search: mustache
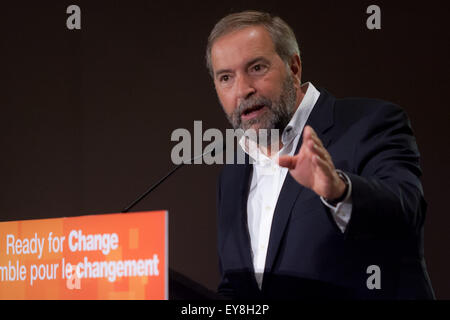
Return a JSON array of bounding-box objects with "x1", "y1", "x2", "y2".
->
[{"x1": 235, "y1": 96, "x2": 273, "y2": 118}]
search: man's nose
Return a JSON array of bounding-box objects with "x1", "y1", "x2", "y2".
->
[{"x1": 236, "y1": 74, "x2": 256, "y2": 101}]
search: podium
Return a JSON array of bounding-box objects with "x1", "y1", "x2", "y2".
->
[
  {"x1": 0, "y1": 211, "x2": 221, "y2": 300},
  {"x1": 0, "y1": 211, "x2": 173, "y2": 299},
  {"x1": 169, "y1": 268, "x2": 220, "y2": 300}
]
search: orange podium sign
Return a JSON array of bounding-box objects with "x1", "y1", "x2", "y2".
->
[{"x1": 0, "y1": 211, "x2": 168, "y2": 300}]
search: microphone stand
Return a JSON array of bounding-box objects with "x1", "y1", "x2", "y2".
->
[
  {"x1": 121, "y1": 163, "x2": 185, "y2": 213},
  {"x1": 121, "y1": 143, "x2": 222, "y2": 213}
]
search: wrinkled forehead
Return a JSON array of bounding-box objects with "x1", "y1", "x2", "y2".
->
[{"x1": 210, "y1": 26, "x2": 277, "y2": 74}]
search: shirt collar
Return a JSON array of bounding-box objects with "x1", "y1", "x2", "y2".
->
[{"x1": 281, "y1": 82, "x2": 319, "y2": 146}]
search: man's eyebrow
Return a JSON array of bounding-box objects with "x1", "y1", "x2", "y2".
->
[
  {"x1": 214, "y1": 56, "x2": 270, "y2": 79},
  {"x1": 245, "y1": 56, "x2": 270, "y2": 69}
]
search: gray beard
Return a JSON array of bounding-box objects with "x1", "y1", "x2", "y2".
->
[{"x1": 226, "y1": 73, "x2": 297, "y2": 136}]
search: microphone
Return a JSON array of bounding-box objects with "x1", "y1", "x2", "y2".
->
[{"x1": 121, "y1": 142, "x2": 224, "y2": 213}]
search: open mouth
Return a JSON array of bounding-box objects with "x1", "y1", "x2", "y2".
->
[{"x1": 241, "y1": 105, "x2": 266, "y2": 119}]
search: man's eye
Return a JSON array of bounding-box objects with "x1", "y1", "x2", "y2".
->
[
  {"x1": 220, "y1": 75, "x2": 230, "y2": 82},
  {"x1": 251, "y1": 64, "x2": 266, "y2": 73}
]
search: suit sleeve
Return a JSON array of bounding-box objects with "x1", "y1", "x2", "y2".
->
[{"x1": 343, "y1": 103, "x2": 427, "y2": 239}]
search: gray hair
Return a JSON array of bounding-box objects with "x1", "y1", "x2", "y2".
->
[{"x1": 205, "y1": 10, "x2": 300, "y2": 77}]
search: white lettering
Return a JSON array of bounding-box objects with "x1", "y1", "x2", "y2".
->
[
  {"x1": 5, "y1": 233, "x2": 45, "y2": 259},
  {"x1": 366, "y1": 264, "x2": 381, "y2": 289},
  {"x1": 66, "y1": 5, "x2": 81, "y2": 30},
  {"x1": 68, "y1": 230, "x2": 119, "y2": 255},
  {"x1": 366, "y1": 5, "x2": 381, "y2": 30}
]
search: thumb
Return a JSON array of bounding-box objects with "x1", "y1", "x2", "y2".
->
[{"x1": 278, "y1": 155, "x2": 297, "y2": 170}]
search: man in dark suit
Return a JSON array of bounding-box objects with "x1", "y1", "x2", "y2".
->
[{"x1": 207, "y1": 11, "x2": 435, "y2": 299}]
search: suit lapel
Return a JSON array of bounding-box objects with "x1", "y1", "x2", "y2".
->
[
  {"x1": 236, "y1": 157, "x2": 254, "y2": 272},
  {"x1": 223, "y1": 154, "x2": 261, "y2": 292},
  {"x1": 263, "y1": 88, "x2": 336, "y2": 276}
]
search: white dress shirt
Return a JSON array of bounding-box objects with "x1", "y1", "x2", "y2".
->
[{"x1": 239, "y1": 82, "x2": 352, "y2": 289}]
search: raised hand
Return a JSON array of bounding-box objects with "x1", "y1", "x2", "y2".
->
[{"x1": 278, "y1": 125, "x2": 346, "y2": 201}]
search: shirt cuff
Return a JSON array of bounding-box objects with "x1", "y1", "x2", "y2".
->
[{"x1": 320, "y1": 170, "x2": 353, "y2": 233}]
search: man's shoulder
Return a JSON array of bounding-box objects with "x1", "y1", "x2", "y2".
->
[
  {"x1": 314, "y1": 88, "x2": 407, "y2": 125},
  {"x1": 325, "y1": 91, "x2": 406, "y2": 125},
  {"x1": 333, "y1": 94, "x2": 403, "y2": 115},
  {"x1": 315, "y1": 89, "x2": 412, "y2": 142}
]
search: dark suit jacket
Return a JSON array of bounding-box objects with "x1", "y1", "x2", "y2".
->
[{"x1": 216, "y1": 88, "x2": 435, "y2": 300}]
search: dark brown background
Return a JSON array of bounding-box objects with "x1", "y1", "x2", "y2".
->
[{"x1": 1, "y1": 0, "x2": 449, "y2": 298}]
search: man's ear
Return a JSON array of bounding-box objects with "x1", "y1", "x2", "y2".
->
[{"x1": 289, "y1": 54, "x2": 302, "y2": 85}]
